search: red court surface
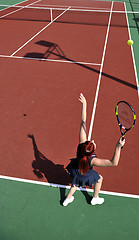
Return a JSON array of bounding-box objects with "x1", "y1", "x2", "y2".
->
[{"x1": 0, "y1": 0, "x2": 139, "y2": 196}]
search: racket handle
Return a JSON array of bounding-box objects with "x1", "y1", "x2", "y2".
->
[{"x1": 121, "y1": 136, "x2": 124, "y2": 149}]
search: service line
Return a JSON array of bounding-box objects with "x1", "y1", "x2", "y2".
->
[
  {"x1": 0, "y1": 54, "x2": 101, "y2": 66},
  {"x1": 10, "y1": 6, "x2": 71, "y2": 57}
]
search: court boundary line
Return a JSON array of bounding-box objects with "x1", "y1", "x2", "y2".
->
[
  {"x1": 0, "y1": 0, "x2": 29, "y2": 12},
  {"x1": 0, "y1": 0, "x2": 138, "y2": 200},
  {"x1": 1, "y1": 4, "x2": 139, "y2": 13},
  {"x1": 88, "y1": 1, "x2": 114, "y2": 141},
  {"x1": 0, "y1": 175, "x2": 139, "y2": 199},
  {"x1": 24, "y1": 0, "x2": 123, "y2": 7},
  {"x1": 0, "y1": 0, "x2": 42, "y2": 19},
  {"x1": 124, "y1": 2, "x2": 139, "y2": 96},
  {"x1": 0, "y1": 54, "x2": 101, "y2": 66},
  {"x1": 32, "y1": 4, "x2": 111, "y2": 11},
  {"x1": 10, "y1": 6, "x2": 71, "y2": 57}
]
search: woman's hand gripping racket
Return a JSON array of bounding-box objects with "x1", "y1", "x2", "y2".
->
[{"x1": 115, "y1": 101, "x2": 136, "y2": 147}]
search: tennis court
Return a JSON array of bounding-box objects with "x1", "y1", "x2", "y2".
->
[{"x1": 0, "y1": 0, "x2": 139, "y2": 239}]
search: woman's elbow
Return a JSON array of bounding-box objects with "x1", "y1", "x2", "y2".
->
[
  {"x1": 110, "y1": 160, "x2": 118, "y2": 167},
  {"x1": 113, "y1": 162, "x2": 118, "y2": 167}
]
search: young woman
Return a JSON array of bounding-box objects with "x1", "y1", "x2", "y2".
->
[{"x1": 63, "y1": 93, "x2": 125, "y2": 206}]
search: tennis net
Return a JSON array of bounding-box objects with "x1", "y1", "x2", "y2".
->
[{"x1": 0, "y1": 5, "x2": 139, "y2": 28}]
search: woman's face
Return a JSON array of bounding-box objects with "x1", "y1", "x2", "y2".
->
[{"x1": 91, "y1": 140, "x2": 96, "y2": 151}]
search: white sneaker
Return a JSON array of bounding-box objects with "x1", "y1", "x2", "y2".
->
[
  {"x1": 63, "y1": 196, "x2": 74, "y2": 207},
  {"x1": 91, "y1": 196, "x2": 104, "y2": 205}
]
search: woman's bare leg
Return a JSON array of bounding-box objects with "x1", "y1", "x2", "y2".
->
[
  {"x1": 67, "y1": 185, "x2": 77, "y2": 199},
  {"x1": 93, "y1": 175, "x2": 103, "y2": 198},
  {"x1": 63, "y1": 185, "x2": 77, "y2": 206},
  {"x1": 91, "y1": 175, "x2": 104, "y2": 205}
]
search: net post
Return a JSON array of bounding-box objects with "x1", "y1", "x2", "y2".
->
[{"x1": 50, "y1": 8, "x2": 53, "y2": 22}]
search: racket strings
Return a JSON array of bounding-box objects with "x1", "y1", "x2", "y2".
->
[{"x1": 118, "y1": 103, "x2": 134, "y2": 129}]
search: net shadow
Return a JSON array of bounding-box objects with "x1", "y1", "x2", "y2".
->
[
  {"x1": 24, "y1": 40, "x2": 138, "y2": 91},
  {"x1": 0, "y1": 6, "x2": 138, "y2": 29}
]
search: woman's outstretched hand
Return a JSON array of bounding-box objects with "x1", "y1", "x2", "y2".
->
[{"x1": 79, "y1": 93, "x2": 86, "y2": 105}]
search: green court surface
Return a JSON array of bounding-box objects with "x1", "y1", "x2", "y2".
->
[
  {"x1": 0, "y1": 0, "x2": 139, "y2": 239},
  {"x1": 0, "y1": 0, "x2": 21, "y2": 8},
  {"x1": 0, "y1": 0, "x2": 23, "y2": 4},
  {"x1": 0, "y1": 178, "x2": 139, "y2": 240}
]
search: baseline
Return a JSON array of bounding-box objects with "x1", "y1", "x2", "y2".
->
[{"x1": 0, "y1": 175, "x2": 139, "y2": 199}]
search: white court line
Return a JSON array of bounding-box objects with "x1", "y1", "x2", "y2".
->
[
  {"x1": 0, "y1": 175, "x2": 139, "y2": 199},
  {"x1": 0, "y1": 54, "x2": 101, "y2": 66},
  {"x1": 0, "y1": 1, "x2": 29, "y2": 12},
  {"x1": 15, "y1": 0, "x2": 29, "y2": 5},
  {"x1": 0, "y1": 0, "x2": 28, "y2": 8},
  {"x1": 0, "y1": 2, "x2": 138, "y2": 199},
  {"x1": 0, "y1": 0, "x2": 42, "y2": 19},
  {"x1": 0, "y1": 6, "x2": 12, "y2": 12},
  {"x1": 124, "y1": 2, "x2": 139, "y2": 97},
  {"x1": 0, "y1": 7, "x2": 25, "y2": 18},
  {"x1": 1, "y1": 4, "x2": 138, "y2": 13},
  {"x1": 31, "y1": 4, "x2": 111, "y2": 11},
  {"x1": 11, "y1": 6, "x2": 71, "y2": 57},
  {"x1": 88, "y1": 1, "x2": 114, "y2": 141}
]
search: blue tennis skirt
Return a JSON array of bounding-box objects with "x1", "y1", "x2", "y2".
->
[{"x1": 66, "y1": 160, "x2": 100, "y2": 188}]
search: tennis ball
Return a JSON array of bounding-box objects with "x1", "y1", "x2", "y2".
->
[{"x1": 127, "y1": 40, "x2": 134, "y2": 45}]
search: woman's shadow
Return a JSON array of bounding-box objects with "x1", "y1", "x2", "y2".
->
[
  {"x1": 28, "y1": 134, "x2": 92, "y2": 205},
  {"x1": 28, "y1": 134, "x2": 73, "y2": 203},
  {"x1": 28, "y1": 134, "x2": 72, "y2": 185}
]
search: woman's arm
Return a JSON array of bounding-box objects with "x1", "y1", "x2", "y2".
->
[
  {"x1": 79, "y1": 93, "x2": 87, "y2": 144},
  {"x1": 91, "y1": 138, "x2": 125, "y2": 167}
]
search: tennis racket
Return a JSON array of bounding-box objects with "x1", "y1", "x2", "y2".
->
[{"x1": 115, "y1": 101, "x2": 136, "y2": 140}]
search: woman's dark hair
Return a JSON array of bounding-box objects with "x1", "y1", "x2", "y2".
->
[{"x1": 79, "y1": 141, "x2": 95, "y2": 175}]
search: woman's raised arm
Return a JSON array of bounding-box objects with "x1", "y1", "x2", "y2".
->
[{"x1": 79, "y1": 93, "x2": 87, "y2": 144}]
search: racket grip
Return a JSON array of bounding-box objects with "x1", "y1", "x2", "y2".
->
[{"x1": 121, "y1": 136, "x2": 124, "y2": 149}]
